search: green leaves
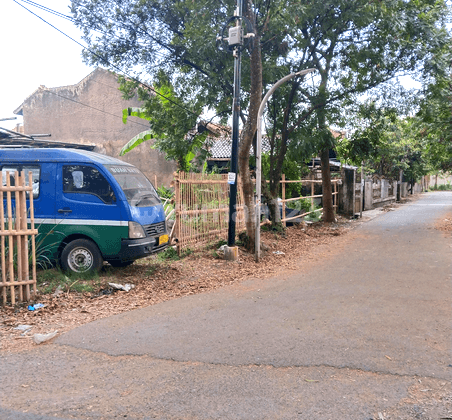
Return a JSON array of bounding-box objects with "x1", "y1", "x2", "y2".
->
[
  {"x1": 119, "y1": 129, "x2": 154, "y2": 156},
  {"x1": 120, "y1": 71, "x2": 207, "y2": 172}
]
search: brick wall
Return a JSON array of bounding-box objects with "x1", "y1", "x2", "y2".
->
[{"x1": 18, "y1": 68, "x2": 176, "y2": 187}]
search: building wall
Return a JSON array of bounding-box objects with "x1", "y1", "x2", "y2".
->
[
  {"x1": 19, "y1": 68, "x2": 176, "y2": 187},
  {"x1": 429, "y1": 173, "x2": 452, "y2": 187}
]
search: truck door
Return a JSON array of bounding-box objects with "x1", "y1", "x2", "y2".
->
[{"x1": 54, "y1": 163, "x2": 125, "y2": 255}]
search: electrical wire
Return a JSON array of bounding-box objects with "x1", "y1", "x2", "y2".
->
[
  {"x1": 12, "y1": 0, "x2": 318, "y2": 134},
  {"x1": 42, "y1": 89, "x2": 151, "y2": 129},
  {"x1": 18, "y1": 0, "x2": 173, "y2": 63},
  {"x1": 11, "y1": 0, "x2": 201, "y2": 119},
  {"x1": 19, "y1": 0, "x2": 73, "y2": 21}
]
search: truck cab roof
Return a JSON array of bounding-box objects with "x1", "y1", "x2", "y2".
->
[{"x1": 0, "y1": 148, "x2": 131, "y2": 166}]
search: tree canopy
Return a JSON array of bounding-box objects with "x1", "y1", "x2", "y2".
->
[{"x1": 71, "y1": 0, "x2": 451, "y2": 246}]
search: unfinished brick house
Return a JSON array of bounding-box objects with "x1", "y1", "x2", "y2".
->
[{"x1": 13, "y1": 67, "x2": 177, "y2": 186}]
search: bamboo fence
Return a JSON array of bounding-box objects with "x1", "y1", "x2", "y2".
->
[
  {"x1": 173, "y1": 172, "x2": 341, "y2": 253},
  {"x1": 174, "y1": 172, "x2": 246, "y2": 254},
  {"x1": 0, "y1": 171, "x2": 38, "y2": 305},
  {"x1": 279, "y1": 175, "x2": 340, "y2": 226}
]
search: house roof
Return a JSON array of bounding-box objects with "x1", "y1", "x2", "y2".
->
[
  {"x1": 13, "y1": 67, "x2": 111, "y2": 116},
  {"x1": 208, "y1": 136, "x2": 272, "y2": 160},
  {"x1": 309, "y1": 157, "x2": 357, "y2": 171}
]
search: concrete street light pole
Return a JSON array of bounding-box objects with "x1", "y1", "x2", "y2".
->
[{"x1": 255, "y1": 68, "x2": 316, "y2": 262}]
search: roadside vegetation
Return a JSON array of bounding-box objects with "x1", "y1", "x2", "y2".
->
[{"x1": 71, "y1": 0, "x2": 451, "y2": 248}]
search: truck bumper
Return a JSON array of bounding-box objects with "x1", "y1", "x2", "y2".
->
[{"x1": 107, "y1": 235, "x2": 169, "y2": 263}]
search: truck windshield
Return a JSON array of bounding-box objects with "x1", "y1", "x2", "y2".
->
[{"x1": 106, "y1": 165, "x2": 161, "y2": 207}]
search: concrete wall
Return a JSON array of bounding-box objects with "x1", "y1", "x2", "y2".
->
[
  {"x1": 338, "y1": 168, "x2": 355, "y2": 216},
  {"x1": 429, "y1": 174, "x2": 452, "y2": 188},
  {"x1": 363, "y1": 178, "x2": 398, "y2": 210},
  {"x1": 18, "y1": 68, "x2": 177, "y2": 187}
]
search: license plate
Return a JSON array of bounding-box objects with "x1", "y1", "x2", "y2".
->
[{"x1": 159, "y1": 234, "x2": 169, "y2": 245}]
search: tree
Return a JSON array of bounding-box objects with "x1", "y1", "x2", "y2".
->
[
  {"x1": 119, "y1": 71, "x2": 208, "y2": 172},
  {"x1": 258, "y1": 0, "x2": 450, "y2": 223},
  {"x1": 416, "y1": 67, "x2": 452, "y2": 173},
  {"x1": 337, "y1": 104, "x2": 429, "y2": 191},
  {"x1": 71, "y1": 0, "x2": 450, "y2": 247}
]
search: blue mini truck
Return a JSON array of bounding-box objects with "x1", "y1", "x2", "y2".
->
[{"x1": 1, "y1": 148, "x2": 169, "y2": 273}]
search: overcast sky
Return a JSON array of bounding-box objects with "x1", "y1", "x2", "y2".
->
[
  {"x1": 1, "y1": 0, "x2": 425, "y2": 133},
  {"x1": 1, "y1": 0, "x2": 93, "y2": 130}
]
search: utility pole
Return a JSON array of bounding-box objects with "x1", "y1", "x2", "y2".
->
[
  {"x1": 217, "y1": 2, "x2": 254, "y2": 257},
  {"x1": 227, "y1": 0, "x2": 243, "y2": 247}
]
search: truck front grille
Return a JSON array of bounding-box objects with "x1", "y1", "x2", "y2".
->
[{"x1": 143, "y1": 221, "x2": 166, "y2": 237}]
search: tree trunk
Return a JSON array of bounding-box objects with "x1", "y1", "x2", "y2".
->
[
  {"x1": 238, "y1": 3, "x2": 262, "y2": 252},
  {"x1": 321, "y1": 148, "x2": 335, "y2": 222},
  {"x1": 262, "y1": 178, "x2": 281, "y2": 226}
]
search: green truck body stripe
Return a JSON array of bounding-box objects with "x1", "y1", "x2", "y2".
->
[{"x1": 34, "y1": 220, "x2": 129, "y2": 262}]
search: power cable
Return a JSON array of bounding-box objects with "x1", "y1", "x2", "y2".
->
[
  {"x1": 12, "y1": 0, "x2": 201, "y2": 118},
  {"x1": 19, "y1": 0, "x2": 171, "y2": 63},
  {"x1": 41, "y1": 89, "x2": 151, "y2": 129},
  {"x1": 19, "y1": 0, "x2": 73, "y2": 21}
]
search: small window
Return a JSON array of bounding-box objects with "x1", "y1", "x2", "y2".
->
[
  {"x1": 1, "y1": 166, "x2": 40, "y2": 199},
  {"x1": 63, "y1": 165, "x2": 116, "y2": 204}
]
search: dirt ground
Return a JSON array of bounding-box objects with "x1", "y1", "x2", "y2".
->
[
  {"x1": 0, "y1": 217, "x2": 354, "y2": 354},
  {"x1": 436, "y1": 211, "x2": 452, "y2": 234},
  {"x1": 1, "y1": 196, "x2": 448, "y2": 356},
  {"x1": 1, "y1": 194, "x2": 451, "y2": 420}
]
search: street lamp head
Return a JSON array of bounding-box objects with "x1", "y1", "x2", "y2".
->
[{"x1": 295, "y1": 68, "x2": 316, "y2": 77}]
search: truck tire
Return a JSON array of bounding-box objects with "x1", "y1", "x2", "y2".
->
[{"x1": 61, "y1": 239, "x2": 103, "y2": 274}]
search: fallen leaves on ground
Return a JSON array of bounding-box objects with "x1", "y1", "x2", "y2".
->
[
  {"x1": 436, "y1": 213, "x2": 452, "y2": 234},
  {"x1": 1, "y1": 218, "x2": 355, "y2": 354}
]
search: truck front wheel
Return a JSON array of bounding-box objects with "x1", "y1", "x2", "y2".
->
[{"x1": 61, "y1": 239, "x2": 103, "y2": 274}]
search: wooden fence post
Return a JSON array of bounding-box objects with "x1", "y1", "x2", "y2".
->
[
  {"x1": 282, "y1": 174, "x2": 286, "y2": 227},
  {"x1": 0, "y1": 180, "x2": 5, "y2": 305},
  {"x1": 6, "y1": 172, "x2": 15, "y2": 305},
  {"x1": 174, "y1": 172, "x2": 181, "y2": 256},
  {"x1": 15, "y1": 171, "x2": 24, "y2": 302},
  {"x1": 28, "y1": 171, "x2": 37, "y2": 295},
  {"x1": 333, "y1": 180, "x2": 337, "y2": 212},
  {"x1": 311, "y1": 177, "x2": 315, "y2": 210}
]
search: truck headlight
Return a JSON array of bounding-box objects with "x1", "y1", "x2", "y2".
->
[{"x1": 128, "y1": 221, "x2": 146, "y2": 239}]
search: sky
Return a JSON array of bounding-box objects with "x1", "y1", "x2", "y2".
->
[
  {"x1": 0, "y1": 0, "x2": 93, "y2": 130},
  {"x1": 1, "y1": 0, "x2": 426, "y2": 133}
]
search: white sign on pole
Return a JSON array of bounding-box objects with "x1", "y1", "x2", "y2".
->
[{"x1": 228, "y1": 172, "x2": 236, "y2": 185}]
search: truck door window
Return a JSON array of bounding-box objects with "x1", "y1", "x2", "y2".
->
[
  {"x1": 63, "y1": 165, "x2": 116, "y2": 204},
  {"x1": 1, "y1": 166, "x2": 40, "y2": 198}
]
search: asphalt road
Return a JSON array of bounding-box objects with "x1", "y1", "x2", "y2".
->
[{"x1": 1, "y1": 191, "x2": 451, "y2": 420}]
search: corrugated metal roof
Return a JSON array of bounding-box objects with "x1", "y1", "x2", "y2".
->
[{"x1": 208, "y1": 136, "x2": 271, "y2": 160}]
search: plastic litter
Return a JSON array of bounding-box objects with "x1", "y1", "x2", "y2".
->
[
  {"x1": 33, "y1": 330, "x2": 58, "y2": 344},
  {"x1": 27, "y1": 303, "x2": 45, "y2": 311},
  {"x1": 273, "y1": 251, "x2": 285, "y2": 255},
  {"x1": 108, "y1": 282, "x2": 135, "y2": 292},
  {"x1": 14, "y1": 325, "x2": 32, "y2": 332},
  {"x1": 52, "y1": 285, "x2": 64, "y2": 297}
]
